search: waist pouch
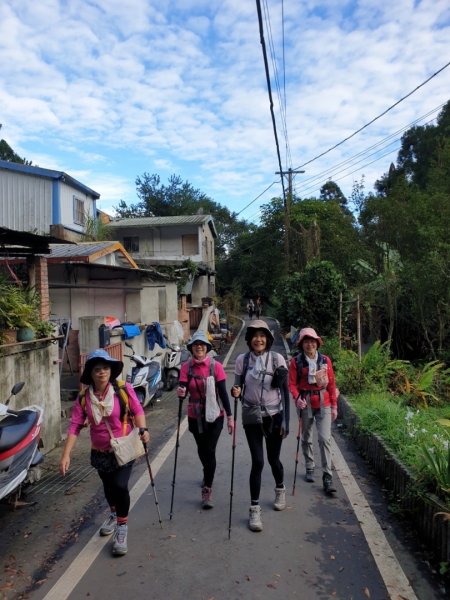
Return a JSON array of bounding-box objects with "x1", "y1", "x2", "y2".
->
[{"x1": 241, "y1": 402, "x2": 263, "y2": 426}]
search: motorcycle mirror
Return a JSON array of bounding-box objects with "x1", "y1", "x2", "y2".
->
[{"x1": 5, "y1": 381, "x2": 25, "y2": 406}]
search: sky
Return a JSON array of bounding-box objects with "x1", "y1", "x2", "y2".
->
[{"x1": 1, "y1": 0, "x2": 449, "y2": 222}]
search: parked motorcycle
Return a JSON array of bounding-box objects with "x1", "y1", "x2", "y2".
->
[
  {"x1": 124, "y1": 342, "x2": 164, "y2": 408},
  {"x1": 163, "y1": 341, "x2": 190, "y2": 391},
  {"x1": 0, "y1": 382, "x2": 44, "y2": 503}
]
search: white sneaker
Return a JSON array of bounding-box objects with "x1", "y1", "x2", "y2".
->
[
  {"x1": 112, "y1": 523, "x2": 128, "y2": 556},
  {"x1": 274, "y1": 486, "x2": 286, "y2": 511},
  {"x1": 99, "y1": 513, "x2": 117, "y2": 536},
  {"x1": 248, "y1": 505, "x2": 263, "y2": 532}
]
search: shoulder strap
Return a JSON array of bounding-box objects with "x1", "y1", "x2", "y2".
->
[
  {"x1": 240, "y1": 352, "x2": 251, "y2": 387},
  {"x1": 271, "y1": 351, "x2": 278, "y2": 370},
  {"x1": 112, "y1": 380, "x2": 130, "y2": 423}
]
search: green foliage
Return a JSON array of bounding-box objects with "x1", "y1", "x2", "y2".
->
[
  {"x1": 0, "y1": 280, "x2": 40, "y2": 330},
  {"x1": 0, "y1": 139, "x2": 32, "y2": 164},
  {"x1": 390, "y1": 361, "x2": 450, "y2": 408},
  {"x1": 348, "y1": 393, "x2": 450, "y2": 500},
  {"x1": 275, "y1": 260, "x2": 344, "y2": 337},
  {"x1": 84, "y1": 214, "x2": 112, "y2": 241}
]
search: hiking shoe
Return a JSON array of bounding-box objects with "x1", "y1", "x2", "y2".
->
[
  {"x1": 273, "y1": 486, "x2": 286, "y2": 511},
  {"x1": 201, "y1": 486, "x2": 214, "y2": 509},
  {"x1": 323, "y1": 474, "x2": 337, "y2": 495},
  {"x1": 112, "y1": 524, "x2": 128, "y2": 556},
  {"x1": 248, "y1": 505, "x2": 263, "y2": 532},
  {"x1": 305, "y1": 469, "x2": 315, "y2": 483},
  {"x1": 99, "y1": 513, "x2": 117, "y2": 536}
]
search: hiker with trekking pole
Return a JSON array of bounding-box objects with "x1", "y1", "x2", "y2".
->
[
  {"x1": 288, "y1": 327, "x2": 338, "y2": 495},
  {"x1": 231, "y1": 320, "x2": 290, "y2": 532},
  {"x1": 173, "y1": 331, "x2": 234, "y2": 512},
  {"x1": 59, "y1": 349, "x2": 150, "y2": 557}
]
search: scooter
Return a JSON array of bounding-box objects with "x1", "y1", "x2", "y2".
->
[
  {"x1": 0, "y1": 382, "x2": 44, "y2": 503},
  {"x1": 124, "y1": 342, "x2": 164, "y2": 408},
  {"x1": 163, "y1": 341, "x2": 190, "y2": 391}
]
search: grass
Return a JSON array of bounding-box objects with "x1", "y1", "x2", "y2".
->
[{"x1": 347, "y1": 392, "x2": 450, "y2": 491}]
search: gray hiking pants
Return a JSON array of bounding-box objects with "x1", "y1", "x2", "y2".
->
[{"x1": 300, "y1": 406, "x2": 332, "y2": 477}]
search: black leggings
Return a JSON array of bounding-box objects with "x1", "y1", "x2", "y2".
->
[
  {"x1": 98, "y1": 463, "x2": 133, "y2": 518},
  {"x1": 189, "y1": 416, "x2": 224, "y2": 488},
  {"x1": 244, "y1": 412, "x2": 284, "y2": 502}
]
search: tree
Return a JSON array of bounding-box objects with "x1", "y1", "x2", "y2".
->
[
  {"x1": 274, "y1": 260, "x2": 345, "y2": 336},
  {"x1": 319, "y1": 180, "x2": 348, "y2": 210},
  {"x1": 0, "y1": 139, "x2": 32, "y2": 164}
]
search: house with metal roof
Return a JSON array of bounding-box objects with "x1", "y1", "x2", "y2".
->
[
  {"x1": 0, "y1": 158, "x2": 100, "y2": 242},
  {"x1": 108, "y1": 215, "x2": 217, "y2": 305}
]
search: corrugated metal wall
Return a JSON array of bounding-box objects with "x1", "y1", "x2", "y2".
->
[{"x1": 0, "y1": 170, "x2": 52, "y2": 233}]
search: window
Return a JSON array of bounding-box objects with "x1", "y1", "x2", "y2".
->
[
  {"x1": 182, "y1": 234, "x2": 198, "y2": 255},
  {"x1": 73, "y1": 196, "x2": 85, "y2": 225},
  {"x1": 123, "y1": 236, "x2": 139, "y2": 253}
]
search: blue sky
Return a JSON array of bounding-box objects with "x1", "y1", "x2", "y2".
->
[{"x1": 1, "y1": 0, "x2": 449, "y2": 222}]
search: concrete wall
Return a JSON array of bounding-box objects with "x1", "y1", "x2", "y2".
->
[{"x1": 0, "y1": 341, "x2": 61, "y2": 453}]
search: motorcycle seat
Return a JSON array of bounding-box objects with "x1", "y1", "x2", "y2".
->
[{"x1": 0, "y1": 410, "x2": 38, "y2": 453}]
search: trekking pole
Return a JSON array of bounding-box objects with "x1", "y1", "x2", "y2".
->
[
  {"x1": 169, "y1": 396, "x2": 183, "y2": 520},
  {"x1": 228, "y1": 393, "x2": 239, "y2": 540},
  {"x1": 142, "y1": 441, "x2": 163, "y2": 528},
  {"x1": 292, "y1": 412, "x2": 302, "y2": 496}
]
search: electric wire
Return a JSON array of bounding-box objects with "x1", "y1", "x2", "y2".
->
[
  {"x1": 293, "y1": 60, "x2": 450, "y2": 171},
  {"x1": 292, "y1": 108, "x2": 443, "y2": 198},
  {"x1": 262, "y1": 0, "x2": 292, "y2": 170},
  {"x1": 255, "y1": 0, "x2": 287, "y2": 205}
]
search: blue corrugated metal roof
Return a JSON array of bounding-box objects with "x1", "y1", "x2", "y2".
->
[{"x1": 0, "y1": 159, "x2": 100, "y2": 199}]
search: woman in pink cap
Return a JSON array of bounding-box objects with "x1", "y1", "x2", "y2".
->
[{"x1": 288, "y1": 327, "x2": 338, "y2": 494}]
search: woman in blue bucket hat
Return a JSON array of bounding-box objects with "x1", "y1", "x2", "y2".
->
[
  {"x1": 177, "y1": 331, "x2": 234, "y2": 509},
  {"x1": 59, "y1": 349, "x2": 150, "y2": 557}
]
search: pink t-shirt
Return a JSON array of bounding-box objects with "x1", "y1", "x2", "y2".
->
[
  {"x1": 67, "y1": 382, "x2": 144, "y2": 451},
  {"x1": 179, "y1": 357, "x2": 226, "y2": 419}
]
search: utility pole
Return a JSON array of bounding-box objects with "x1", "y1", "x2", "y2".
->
[{"x1": 275, "y1": 168, "x2": 305, "y2": 272}]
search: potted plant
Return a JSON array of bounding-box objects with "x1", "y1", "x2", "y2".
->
[{"x1": 0, "y1": 281, "x2": 40, "y2": 343}]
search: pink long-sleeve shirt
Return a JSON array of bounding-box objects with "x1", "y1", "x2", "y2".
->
[{"x1": 67, "y1": 382, "x2": 144, "y2": 451}]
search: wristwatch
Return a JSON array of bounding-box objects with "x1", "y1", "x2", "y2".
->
[{"x1": 139, "y1": 427, "x2": 149, "y2": 435}]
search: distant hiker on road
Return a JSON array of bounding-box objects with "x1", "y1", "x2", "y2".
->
[
  {"x1": 247, "y1": 299, "x2": 255, "y2": 319},
  {"x1": 177, "y1": 331, "x2": 234, "y2": 509},
  {"x1": 231, "y1": 319, "x2": 290, "y2": 532},
  {"x1": 59, "y1": 349, "x2": 150, "y2": 557},
  {"x1": 255, "y1": 297, "x2": 262, "y2": 318},
  {"x1": 288, "y1": 327, "x2": 338, "y2": 495}
]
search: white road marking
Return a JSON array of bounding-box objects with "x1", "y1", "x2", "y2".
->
[
  {"x1": 331, "y1": 437, "x2": 418, "y2": 600},
  {"x1": 42, "y1": 328, "x2": 418, "y2": 600},
  {"x1": 41, "y1": 419, "x2": 188, "y2": 600}
]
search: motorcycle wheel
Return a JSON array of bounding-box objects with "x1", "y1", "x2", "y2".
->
[{"x1": 136, "y1": 389, "x2": 146, "y2": 407}]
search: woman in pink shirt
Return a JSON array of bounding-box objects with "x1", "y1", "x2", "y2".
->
[
  {"x1": 59, "y1": 349, "x2": 149, "y2": 557},
  {"x1": 177, "y1": 331, "x2": 234, "y2": 509}
]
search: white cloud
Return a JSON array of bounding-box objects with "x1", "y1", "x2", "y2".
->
[{"x1": 0, "y1": 0, "x2": 449, "y2": 218}]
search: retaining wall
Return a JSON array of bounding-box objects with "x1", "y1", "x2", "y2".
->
[{"x1": 339, "y1": 395, "x2": 450, "y2": 565}]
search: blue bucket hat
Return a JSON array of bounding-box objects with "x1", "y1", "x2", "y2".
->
[
  {"x1": 80, "y1": 349, "x2": 124, "y2": 385},
  {"x1": 186, "y1": 331, "x2": 212, "y2": 353}
]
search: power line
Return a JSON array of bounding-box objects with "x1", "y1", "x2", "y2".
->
[
  {"x1": 294, "y1": 60, "x2": 450, "y2": 171},
  {"x1": 236, "y1": 180, "x2": 280, "y2": 217},
  {"x1": 292, "y1": 106, "x2": 444, "y2": 198},
  {"x1": 255, "y1": 0, "x2": 286, "y2": 205}
]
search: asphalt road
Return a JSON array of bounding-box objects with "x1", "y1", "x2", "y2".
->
[{"x1": 0, "y1": 317, "x2": 446, "y2": 600}]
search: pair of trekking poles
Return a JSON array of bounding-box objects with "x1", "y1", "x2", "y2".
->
[{"x1": 169, "y1": 395, "x2": 239, "y2": 540}]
